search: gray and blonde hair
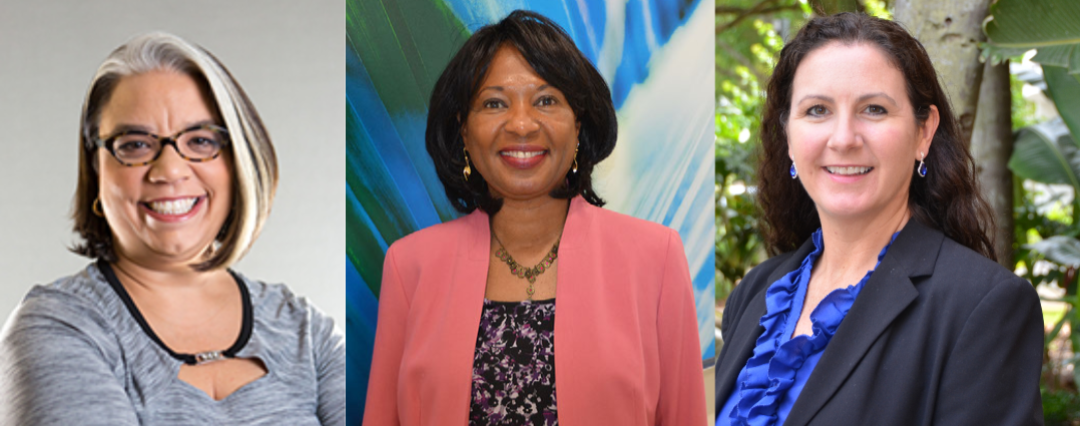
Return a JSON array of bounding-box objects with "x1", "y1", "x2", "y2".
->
[{"x1": 72, "y1": 32, "x2": 278, "y2": 270}]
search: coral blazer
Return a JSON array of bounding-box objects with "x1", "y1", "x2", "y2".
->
[{"x1": 364, "y1": 196, "x2": 707, "y2": 425}]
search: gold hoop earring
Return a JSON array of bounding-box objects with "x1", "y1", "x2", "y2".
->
[
  {"x1": 463, "y1": 148, "x2": 472, "y2": 181},
  {"x1": 92, "y1": 197, "x2": 104, "y2": 217},
  {"x1": 572, "y1": 146, "x2": 579, "y2": 174}
]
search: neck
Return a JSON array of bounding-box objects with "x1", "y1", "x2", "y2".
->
[
  {"x1": 816, "y1": 204, "x2": 909, "y2": 281},
  {"x1": 490, "y1": 196, "x2": 570, "y2": 254},
  {"x1": 111, "y1": 250, "x2": 226, "y2": 294}
]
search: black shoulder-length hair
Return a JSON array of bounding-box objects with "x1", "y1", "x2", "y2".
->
[
  {"x1": 758, "y1": 12, "x2": 996, "y2": 260},
  {"x1": 426, "y1": 9, "x2": 617, "y2": 215}
]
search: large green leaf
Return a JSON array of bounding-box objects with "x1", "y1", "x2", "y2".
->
[
  {"x1": 1009, "y1": 119, "x2": 1080, "y2": 191},
  {"x1": 1033, "y1": 45, "x2": 1080, "y2": 71},
  {"x1": 982, "y1": 0, "x2": 1080, "y2": 73},
  {"x1": 1044, "y1": 65, "x2": 1080, "y2": 146},
  {"x1": 1026, "y1": 236, "x2": 1080, "y2": 267}
]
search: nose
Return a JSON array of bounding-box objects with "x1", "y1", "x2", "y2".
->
[
  {"x1": 826, "y1": 111, "x2": 861, "y2": 151},
  {"x1": 147, "y1": 143, "x2": 192, "y2": 184},
  {"x1": 505, "y1": 103, "x2": 541, "y2": 137}
]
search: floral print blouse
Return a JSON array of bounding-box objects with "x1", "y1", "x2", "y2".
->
[{"x1": 469, "y1": 298, "x2": 557, "y2": 426}]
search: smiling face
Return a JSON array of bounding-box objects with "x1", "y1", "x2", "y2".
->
[
  {"x1": 787, "y1": 41, "x2": 938, "y2": 224},
  {"x1": 461, "y1": 44, "x2": 580, "y2": 202},
  {"x1": 96, "y1": 70, "x2": 233, "y2": 267}
]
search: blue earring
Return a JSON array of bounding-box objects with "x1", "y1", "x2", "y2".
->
[
  {"x1": 917, "y1": 153, "x2": 927, "y2": 178},
  {"x1": 790, "y1": 163, "x2": 798, "y2": 179}
]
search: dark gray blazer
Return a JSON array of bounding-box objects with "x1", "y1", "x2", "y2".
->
[{"x1": 715, "y1": 220, "x2": 1044, "y2": 425}]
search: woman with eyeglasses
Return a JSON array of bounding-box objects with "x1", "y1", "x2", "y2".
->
[{"x1": 0, "y1": 33, "x2": 344, "y2": 425}]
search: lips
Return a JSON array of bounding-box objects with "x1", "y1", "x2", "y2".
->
[
  {"x1": 499, "y1": 147, "x2": 548, "y2": 169},
  {"x1": 825, "y1": 166, "x2": 873, "y2": 176},
  {"x1": 501, "y1": 150, "x2": 544, "y2": 159},
  {"x1": 140, "y1": 196, "x2": 205, "y2": 222},
  {"x1": 146, "y1": 197, "x2": 199, "y2": 215}
]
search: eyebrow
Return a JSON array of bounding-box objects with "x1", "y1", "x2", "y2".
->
[
  {"x1": 477, "y1": 84, "x2": 552, "y2": 94},
  {"x1": 861, "y1": 92, "x2": 899, "y2": 106},
  {"x1": 795, "y1": 92, "x2": 899, "y2": 106},
  {"x1": 102, "y1": 120, "x2": 218, "y2": 137}
]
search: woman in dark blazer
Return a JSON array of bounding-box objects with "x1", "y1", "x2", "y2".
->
[{"x1": 714, "y1": 13, "x2": 1043, "y2": 426}]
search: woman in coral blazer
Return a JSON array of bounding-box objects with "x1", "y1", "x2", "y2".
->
[{"x1": 364, "y1": 10, "x2": 706, "y2": 426}]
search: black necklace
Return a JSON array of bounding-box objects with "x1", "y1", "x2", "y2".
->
[{"x1": 98, "y1": 259, "x2": 253, "y2": 366}]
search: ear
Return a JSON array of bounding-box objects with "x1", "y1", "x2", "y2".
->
[
  {"x1": 917, "y1": 105, "x2": 939, "y2": 159},
  {"x1": 458, "y1": 113, "x2": 467, "y2": 140}
]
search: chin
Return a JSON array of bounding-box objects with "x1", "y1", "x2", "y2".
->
[
  {"x1": 141, "y1": 235, "x2": 216, "y2": 261},
  {"x1": 817, "y1": 200, "x2": 875, "y2": 220}
]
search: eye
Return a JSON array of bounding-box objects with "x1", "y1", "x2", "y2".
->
[
  {"x1": 536, "y1": 95, "x2": 558, "y2": 107},
  {"x1": 806, "y1": 105, "x2": 828, "y2": 116},
  {"x1": 117, "y1": 140, "x2": 148, "y2": 150},
  {"x1": 865, "y1": 104, "x2": 887, "y2": 115},
  {"x1": 186, "y1": 137, "x2": 221, "y2": 154},
  {"x1": 114, "y1": 138, "x2": 154, "y2": 154},
  {"x1": 482, "y1": 99, "x2": 506, "y2": 109}
]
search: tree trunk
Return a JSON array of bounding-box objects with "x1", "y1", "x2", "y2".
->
[
  {"x1": 971, "y1": 60, "x2": 1015, "y2": 267},
  {"x1": 895, "y1": 0, "x2": 992, "y2": 147}
]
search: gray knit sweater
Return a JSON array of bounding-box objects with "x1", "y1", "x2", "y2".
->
[{"x1": 0, "y1": 263, "x2": 345, "y2": 425}]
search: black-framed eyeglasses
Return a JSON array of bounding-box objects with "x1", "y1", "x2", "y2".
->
[{"x1": 94, "y1": 124, "x2": 230, "y2": 167}]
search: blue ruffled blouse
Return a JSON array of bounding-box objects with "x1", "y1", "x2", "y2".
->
[{"x1": 717, "y1": 229, "x2": 897, "y2": 426}]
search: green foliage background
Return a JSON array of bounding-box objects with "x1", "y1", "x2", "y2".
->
[
  {"x1": 715, "y1": 0, "x2": 1080, "y2": 421},
  {"x1": 714, "y1": 0, "x2": 888, "y2": 302}
]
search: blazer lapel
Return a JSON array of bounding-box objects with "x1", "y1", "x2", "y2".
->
[
  {"x1": 551, "y1": 197, "x2": 594, "y2": 422},
  {"x1": 783, "y1": 220, "x2": 942, "y2": 426},
  {"x1": 440, "y1": 209, "x2": 491, "y2": 423},
  {"x1": 714, "y1": 239, "x2": 815, "y2": 413}
]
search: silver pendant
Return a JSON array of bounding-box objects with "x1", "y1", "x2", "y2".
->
[{"x1": 194, "y1": 350, "x2": 225, "y2": 365}]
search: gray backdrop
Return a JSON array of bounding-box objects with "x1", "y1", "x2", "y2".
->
[{"x1": 0, "y1": 1, "x2": 344, "y2": 329}]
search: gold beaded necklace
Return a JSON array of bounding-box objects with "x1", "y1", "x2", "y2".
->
[{"x1": 492, "y1": 233, "x2": 559, "y2": 299}]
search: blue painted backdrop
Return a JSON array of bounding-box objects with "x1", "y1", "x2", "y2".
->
[{"x1": 346, "y1": 0, "x2": 714, "y2": 421}]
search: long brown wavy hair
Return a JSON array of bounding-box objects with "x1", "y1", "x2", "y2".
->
[{"x1": 757, "y1": 12, "x2": 996, "y2": 260}]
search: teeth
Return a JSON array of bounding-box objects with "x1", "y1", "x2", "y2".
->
[
  {"x1": 826, "y1": 166, "x2": 872, "y2": 175},
  {"x1": 149, "y1": 198, "x2": 198, "y2": 215},
  {"x1": 501, "y1": 151, "x2": 543, "y2": 159}
]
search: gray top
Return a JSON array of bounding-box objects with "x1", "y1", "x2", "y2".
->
[{"x1": 0, "y1": 263, "x2": 345, "y2": 425}]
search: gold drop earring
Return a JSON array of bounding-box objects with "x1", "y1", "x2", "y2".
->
[
  {"x1": 463, "y1": 147, "x2": 472, "y2": 181},
  {"x1": 572, "y1": 146, "x2": 579, "y2": 174}
]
